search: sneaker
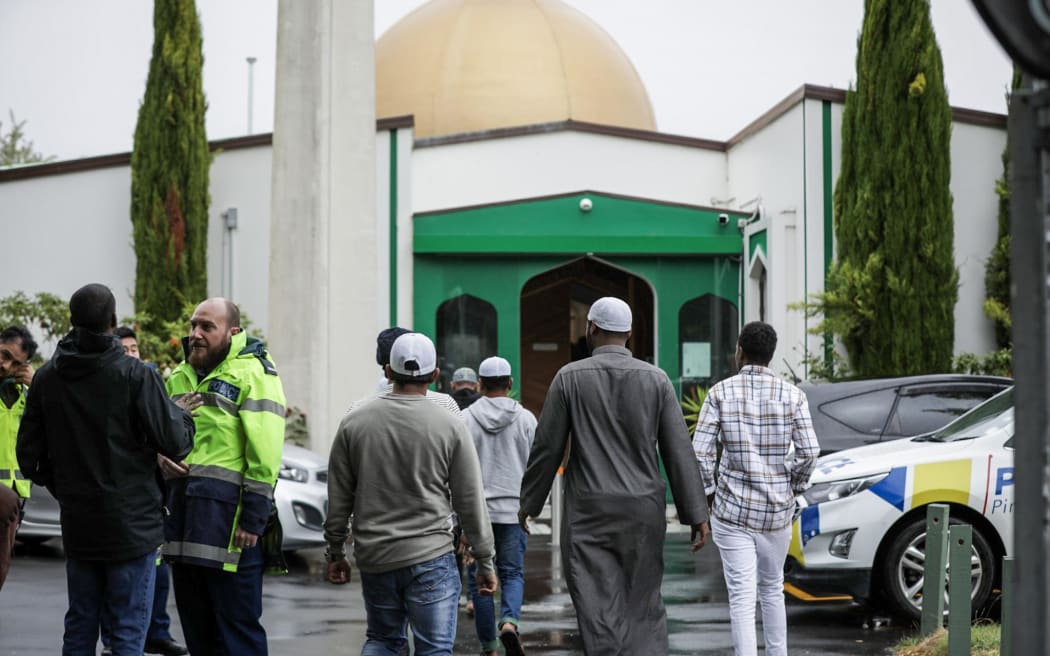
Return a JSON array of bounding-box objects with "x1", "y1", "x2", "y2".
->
[{"x1": 499, "y1": 624, "x2": 525, "y2": 656}]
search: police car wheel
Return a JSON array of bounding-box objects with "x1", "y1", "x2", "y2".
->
[{"x1": 880, "y1": 515, "x2": 997, "y2": 621}]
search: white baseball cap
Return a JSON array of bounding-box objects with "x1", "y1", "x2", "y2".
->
[
  {"x1": 478, "y1": 356, "x2": 512, "y2": 377},
  {"x1": 389, "y1": 333, "x2": 437, "y2": 376},
  {"x1": 587, "y1": 297, "x2": 632, "y2": 332}
]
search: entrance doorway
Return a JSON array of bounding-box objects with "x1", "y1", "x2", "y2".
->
[{"x1": 519, "y1": 257, "x2": 654, "y2": 417}]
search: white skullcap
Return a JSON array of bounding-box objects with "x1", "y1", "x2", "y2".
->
[{"x1": 587, "y1": 297, "x2": 632, "y2": 332}]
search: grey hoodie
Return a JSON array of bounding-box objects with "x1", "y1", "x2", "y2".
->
[{"x1": 464, "y1": 396, "x2": 537, "y2": 523}]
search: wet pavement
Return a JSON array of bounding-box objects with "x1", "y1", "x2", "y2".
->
[{"x1": 1, "y1": 532, "x2": 911, "y2": 654}]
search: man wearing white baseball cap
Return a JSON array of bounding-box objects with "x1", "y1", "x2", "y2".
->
[
  {"x1": 520, "y1": 297, "x2": 710, "y2": 656},
  {"x1": 463, "y1": 356, "x2": 536, "y2": 656},
  {"x1": 324, "y1": 333, "x2": 497, "y2": 655}
]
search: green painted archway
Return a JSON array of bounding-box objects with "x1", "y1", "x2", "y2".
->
[{"x1": 412, "y1": 192, "x2": 744, "y2": 396}]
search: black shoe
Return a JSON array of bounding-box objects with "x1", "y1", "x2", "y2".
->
[
  {"x1": 144, "y1": 638, "x2": 189, "y2": 656},
  {"x1": 499, "y1": 625, "x2": 525, "y2": 656}
]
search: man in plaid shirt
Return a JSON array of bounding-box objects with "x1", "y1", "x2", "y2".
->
[{"x1": 693, "y1": 321, "x2": 819, "y2": 656}]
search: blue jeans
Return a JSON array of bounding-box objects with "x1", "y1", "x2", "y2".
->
[
  {"x1": 100, "y1": 560, "x2": 176, "y2": 646},
  {"x1": 359, "y1": 552, "x2": 460, "y2": 656},
  {"x1": 64, "y1": 551, "x2": 157, "y2": 656},
  {"x1": 467, "y1": 523, "x2": 527, "y2": 651}
]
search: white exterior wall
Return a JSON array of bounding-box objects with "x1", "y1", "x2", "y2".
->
[
  {"x1": 0, "y1": 167, "x2": 136, "y2": 334},
  {"x1": 0, "y1": 146, "x2": 274, "y2": 346},
  {"x1": 208, "y1": 146, "x2": 273, "y2": 330},
  {"x1": 411, "y1": 131, "x2": 727, "y2": 212},
  {"x1": 373, "y1": 125, "x2": 417, "y2": 333},
  {"x1": 951, "y1": 122, "x2": 1004, "y2": 356},
  {"x1": 726, "y1": 104, "x2": 811, "y2": 378}
]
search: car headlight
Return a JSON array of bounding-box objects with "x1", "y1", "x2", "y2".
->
[
  {"x1": 801, "y1": 473, "x2": 888, "y2": 506},
  {"x1": 278, "y1": 463, "x2": 309, "y2": 483}
]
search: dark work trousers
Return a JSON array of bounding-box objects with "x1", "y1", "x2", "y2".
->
[{"x1": 171, "y1": 545, "x2": 266, "y2": 655}]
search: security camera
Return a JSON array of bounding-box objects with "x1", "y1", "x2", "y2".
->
[
  {"x1": 717, "y1": 213, "x2": 730, "y2": 226},
  {"x1": 579, "y1": 198, "x2": 593, "y2": 212}
]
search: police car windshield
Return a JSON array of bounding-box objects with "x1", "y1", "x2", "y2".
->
[{"x1": 919, "y1": 387, "x2": 1014, "y2": 443}]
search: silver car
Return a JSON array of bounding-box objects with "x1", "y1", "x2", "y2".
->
[{"x1": 17, "y1": 444, "x2": 329, "y2": 552}]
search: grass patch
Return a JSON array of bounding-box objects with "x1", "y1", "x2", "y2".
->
[{"x1": 894, "y1": 624, "x2": 1001, "y2": 655}]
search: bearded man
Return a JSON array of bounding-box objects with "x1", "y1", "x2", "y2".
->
[{"x1": 162, "y1": 298, "x2": 286, "y2": 655}]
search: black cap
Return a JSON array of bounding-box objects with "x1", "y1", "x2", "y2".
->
[{"x1": 376, "y1": 327, "x2": 411, "y2": 367}]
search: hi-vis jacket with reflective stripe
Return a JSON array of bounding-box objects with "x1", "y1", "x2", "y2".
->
[
  {"x1": 0, "y1": 382, "x2": 30, "y2": 498},
  {"x1": 164, "y1": 332, "x2": 286, "y2": 572}
]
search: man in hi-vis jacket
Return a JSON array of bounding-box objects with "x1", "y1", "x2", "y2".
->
[{"x1": 163, "y1": 298, "x2": 286, "y2": 655}]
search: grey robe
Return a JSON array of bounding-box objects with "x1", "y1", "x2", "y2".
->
[{"x1": 520, "y1": 345, "x2": 708, "y2": 656}]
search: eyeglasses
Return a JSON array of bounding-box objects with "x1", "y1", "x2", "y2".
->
[{"x1": 0, "y1": 348, "x2": 28, "y2": 367}]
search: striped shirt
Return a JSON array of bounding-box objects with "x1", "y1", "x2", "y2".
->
[
  {"x1": 347, "y1": 384, "x2": 465, "y2": 422},
  {"x1": 692, "y1": 365, "x2": 819, "y2": 531}
]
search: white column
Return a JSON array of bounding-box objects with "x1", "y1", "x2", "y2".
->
[{"x1": 269, "y1": 0, "x2": 377, "y2": 455}]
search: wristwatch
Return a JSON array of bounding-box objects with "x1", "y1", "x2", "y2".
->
[{"x1": 324, "y1": 545, "x2": 346, "y2": 563}]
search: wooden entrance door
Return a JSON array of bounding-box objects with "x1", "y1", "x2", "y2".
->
[{"x1": 519, "y1": 257, "x2": 654, "y2": 418}]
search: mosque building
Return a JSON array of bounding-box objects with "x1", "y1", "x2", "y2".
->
[{"x1": 0, "y1": 0, "x2": 1006, "y2": 447}]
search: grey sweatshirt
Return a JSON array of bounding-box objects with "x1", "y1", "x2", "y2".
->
[
  {"x1": 324, "y1": 392, "x2": 495, "y2": 575},
  {"x1": 464, "y1": 396, "x2": 537, "y2": 523}
]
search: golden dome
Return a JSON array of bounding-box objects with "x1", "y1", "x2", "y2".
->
[{"x1": 376, "y1": 0, "x2": 656, "y2": 138}]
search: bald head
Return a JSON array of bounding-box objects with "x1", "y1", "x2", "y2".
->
[
  {"x1": 188, "y1": 298, "x2": 242, "y2": 373},
  {"x1": 196, "y1": 297, "x2": 240, "y2": 329}
]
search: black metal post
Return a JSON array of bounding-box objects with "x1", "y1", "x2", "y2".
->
[{"x1": 1009, "y1": 79, "x2": 1050, "y2": 656}]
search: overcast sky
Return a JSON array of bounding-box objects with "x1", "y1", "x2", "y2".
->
[{"x1": 0, "y1": 0, "x2": 1013, "y2": 162}]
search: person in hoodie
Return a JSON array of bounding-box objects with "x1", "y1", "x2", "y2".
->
[
  {"x1": 161, "y1": 297, "x2": 286, "y2": 655},
  {"x1": 463, "y1": 356, "x2": 536, "y2": 656},
  {"x1": 15, "y1": 283, "x2": 196, "y2": 655}
]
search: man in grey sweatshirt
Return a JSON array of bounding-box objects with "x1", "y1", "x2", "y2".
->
[
  {"x1": 324, "y1": 333, "x2": 497, "y2": 656},
  {"x1": 463, "y1": 356, "x2": 536, "y2": 656}
]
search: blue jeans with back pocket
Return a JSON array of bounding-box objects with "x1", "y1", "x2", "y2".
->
[
  {"x1": 358, "y1": 551, "x2": 461, "y2": 656},
  {"x1": 63, "y1": 550, "x2": 157, "y2": 656}
]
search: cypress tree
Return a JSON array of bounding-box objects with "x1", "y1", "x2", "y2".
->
[
  {"x1": 822, "y1": 0, "x2": 957, "y2": 377},
  {"x1": 130, "y1": 0, "x2": 209, "y2": 332},
  {"x1": 983, "y1": 69, "x2": 1022, "y2": 349}
]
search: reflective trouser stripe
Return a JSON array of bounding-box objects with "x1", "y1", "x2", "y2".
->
[
  {"x1": 163, "y1": 541, "x2": 241, "y2": 568},
  {"x1": 187, "y1": 465, "x2": 274, "y2": 500},
  {"x1": 0, "y1": 469, "x2": 24, "y2": 480}
]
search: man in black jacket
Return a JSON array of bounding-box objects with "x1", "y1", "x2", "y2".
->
[{"x1": 16, "y1": 283, "x2": 196, "y2": 656}]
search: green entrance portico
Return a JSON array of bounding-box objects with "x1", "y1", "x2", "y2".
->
[{"x1": 412, "y1": 191, "x2": 744, "y2": 414}]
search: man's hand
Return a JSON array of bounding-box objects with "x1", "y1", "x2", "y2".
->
[
  {"x1": 476, "y1": 571, "x2": 498, "y2": 596},
  {"x1": 14, "y1": 363, "x2": 34, "y2": 386},
  {"x1": 457, "y1": 533, "x2": 475, "y2": 566},
  {"x1": 328, "y1": 559, "x2": 351, "y2": 585},
  {"x1": 174, "y1": 393, "x2": 204, "y2": 416},
  {"x1": 157, "y1": 454, "x2": 190, "y2": 479},
  {"x1": 233, "y1": 526, "x2": 259, "y2": 550},
  {"x1": 690, "y1": 521, "x2": 710, "y2": 553},
  {"x1": 518, "y1": 510, "x2": 532, "y2": 535}
]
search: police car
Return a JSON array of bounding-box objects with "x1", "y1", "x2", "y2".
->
[{"x1": 784, "y1": 387, "x2": 1013, "y2": 619}]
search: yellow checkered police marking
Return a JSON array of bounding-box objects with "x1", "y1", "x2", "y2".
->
[{"x1": 911, "y1": 459, "x2": 971, "y2": 509}]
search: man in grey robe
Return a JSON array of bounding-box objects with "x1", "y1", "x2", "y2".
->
[{"x1": 519, "y1": 296, "x2": 710, "y2": 656}]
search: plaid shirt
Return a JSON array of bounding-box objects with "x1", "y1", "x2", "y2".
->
[{"x1": 692, "y1": 365, "x2": 820, "y2": 531}]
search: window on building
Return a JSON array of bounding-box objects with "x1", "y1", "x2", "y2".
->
[
  {"x1": 679, "y1": 294, "x2": 738, "y2": 395},
  {"x1": 435, "y1": 294, "x2": 497, "y2": 392}
]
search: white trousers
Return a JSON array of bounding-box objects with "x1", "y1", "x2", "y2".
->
[{"x1": 710, "y1": 515, "x2": 792, "y2": 656}]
